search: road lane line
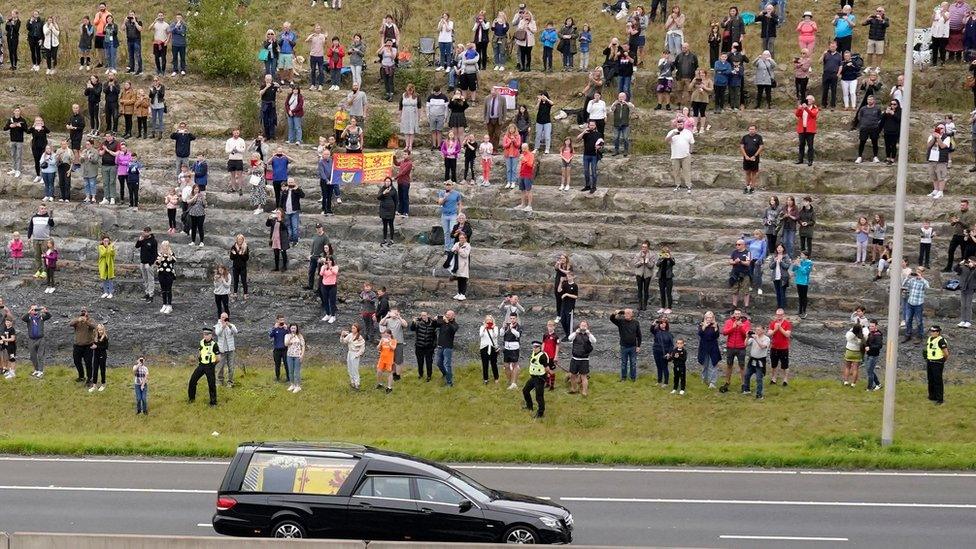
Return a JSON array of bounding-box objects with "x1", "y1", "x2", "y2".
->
[
  {"x1": 0, "y1": 485, "x2": 213, "y2": 494},
  {"x1": 720, "y1": 535, "x2": 848, "y2": 542},
  {"x1": 197, "y1": 524, "x2": 214, "y2": 528},
  {"x1": 3, "y1": 457, "x2": 976, "y2": 478},
  {"x1": 560, "y1": 497, "x2": 976, "y2": 509}
]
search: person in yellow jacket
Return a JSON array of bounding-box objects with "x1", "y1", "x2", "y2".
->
[
  {"x1": 521, "y1": 340, "x2": 553, "y2": 419},
  {"x1": 924, "y1": 325, "x2": 949, "y2": 405},
  {"x1": 97, "y1": 235, "x2": 116, "y2": 299},
  {"x1": 189, "y1": 327, "x2": 221, "y2": 407}
]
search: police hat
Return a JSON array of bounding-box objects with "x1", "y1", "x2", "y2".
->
[
  {"x1": 531, "y1": 340, "x2": 542, "y2": 346},
  {"x1": 202, "y1": 327, "x2": 214, "y2": 335},
  {"x1": 929, "y1": 325, "x2": 942, "y2": 333}
]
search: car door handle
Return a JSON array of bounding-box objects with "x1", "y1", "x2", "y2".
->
[
  {"x1": 420, "y1": 507, "x2": 434, "y2": 514},
  {"x1": 357, "y1": 501, "x2": 372, "y2": 508}
]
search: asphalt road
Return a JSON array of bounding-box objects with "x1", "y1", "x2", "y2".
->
[{"x1": 1, "y1": 456, "x2": 975, "y2": 548}]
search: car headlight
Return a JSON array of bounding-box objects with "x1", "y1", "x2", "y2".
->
[
  {"x1": 565, "y1": 514, "x2": 574, "y2": 526},
  {"x1": 539, "y1": 515, "x2": 561, "y2": 529}
]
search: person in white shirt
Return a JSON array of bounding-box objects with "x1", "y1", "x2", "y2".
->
[
  {"x1": 665, "y1": 119, "x2": 695, "y2": 193},
  {"x1": 585, "y1": 91, "x2": 607, "y2": 136},
  {"x1": 224, "y1": 128, "x2": 246, "y2": 195},
  {"x1": 436, "y1": 13, "x2": 455, "y2": 71}
]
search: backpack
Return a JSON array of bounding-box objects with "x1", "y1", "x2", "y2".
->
[
  {"x1": 851, "y1": 53, "x2": 864, "y2": 71},
  {"x1": 944, "y1": 278, "x2": 960, "y2": 291}
]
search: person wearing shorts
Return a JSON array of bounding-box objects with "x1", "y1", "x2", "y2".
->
[
  {"x1": 740, "y1": 124, "x2": 763, "y2": 194},
  {"x1": 767, "y1": 308, "x2": 792, "y2": 386},
  {"x1": 567, "y1": 321, "x2": 595, "y2": 396},
  {"x1": 516, "y1": 143, "x2": 535, "y2": 211},
  {"x1": 459, "y1": 72, "x2": 477, "y2": 95}
]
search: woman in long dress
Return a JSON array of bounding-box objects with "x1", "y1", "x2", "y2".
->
[{"x1": 398, "y1": 83, "x2": 421, "y2": 152}]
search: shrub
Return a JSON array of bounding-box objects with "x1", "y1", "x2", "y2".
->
[
  {"x1": 234, "y1": 90, "x2": 262, "y2": 136},
  {"x1": 38, "y1": 82, "x2": 74, "y2": 130},
  {"x1": 191, "y1": 0, "x2": 253, "y2": 80},
  {"x1": 364, "y1": 108, "x2": 397, "y2": 149},
  {"x1": 394, "y1": 66, "x2": 433, "y2": 96}
]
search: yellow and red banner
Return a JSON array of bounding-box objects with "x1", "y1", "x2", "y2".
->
[{"x1": 330, "y1": 152, "x2": 395, "y2": 185}]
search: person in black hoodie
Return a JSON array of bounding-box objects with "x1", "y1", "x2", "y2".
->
[
  {"x1": 135, "y1": 226, "x2": 158, "y2": 302},
  {"x1": 66, "y1": 104, "x2": 85, "y2": 167},
  {"x1": 880, "y1": 98, "x2": 901, "y2": 165},
  {"x1": 610, "y1": 308, "x2": 642, "y2": 381},
  {"x1": 656, "y1": 245, "x2": 675, "y2": 313},
  {"x1": 377, "y1": 177, "x2": 398, "y2": 247},
  {"x1": 278, "y1": 178, "x2": 305, "y2": 245},
  {"x1": 170, "y1": 121, "x2": 196, "y2": 173},
  {"x1": 6, "y1": 11, "x2": 21, "y2": 70},
  {"x1": 375, "y1": 287, "x2": 390, "y2": 323},
  {"x1": 863, "y1": 320, "x2": 884, "y2": 391},
  {"x1": 4, "y1": 107, "x2": 27, "y2": 176},
  {"x1": 25, "y1": 10, "x2": 42, "y2": 72},
  {"x1": 433, "y1": 310, "x2": 459, "y2": 387},
  {"x1": 409, "y1": 311, "x2": 438, "y2": 381},
  {"x1": 103, "y1": 76, "x2": 120, "y2": 133},
  {"x1": 84, "y1": 75, "x2": 103, "y2": 132}
]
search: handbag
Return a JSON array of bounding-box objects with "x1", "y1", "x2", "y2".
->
[
  {"x1": 248, "y1": 174, "x2": 262, "y2": 186},
  {"x1": 514, "y1": 28, "x2": 528, "y2": 42},
  {"x1": 771, "y1": 78, "x2": 778, "y2": 88},
  {"x1": 258, "y1": 48, "x2": 269, "y2": 62}
]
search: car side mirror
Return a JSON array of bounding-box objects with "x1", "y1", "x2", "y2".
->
[{"x1": 458, "y1": 500, "x2": 473, "y2": 513}]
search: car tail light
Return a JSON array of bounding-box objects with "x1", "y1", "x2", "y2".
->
[{"x1": 216, "y1": 496, "x2": 237, "y2": 511}]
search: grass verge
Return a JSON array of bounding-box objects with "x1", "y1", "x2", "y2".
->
[{"x1": 1, "y1": 361, "x2": 974, "y2": 469}]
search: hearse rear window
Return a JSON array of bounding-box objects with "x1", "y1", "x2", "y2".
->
[{"x1": 241, "y1": 453, "x2": 356, "y2": 495}]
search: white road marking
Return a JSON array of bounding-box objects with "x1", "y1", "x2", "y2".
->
[
  {"x1": 560, "y1": 497, "x2": 976, "y2": 509},
  {"x1": 2, "y1": 456, "x2": 976, "y2": 479},
  {"x1": 720, "y1": 535, "x2": 849, "y2": 542},
  {"x1": 196, "y1": 523, "x2": 214, "y2": 528},
  {"x1": 0, "y1": 485, "x2": 213, "y2": 494}
]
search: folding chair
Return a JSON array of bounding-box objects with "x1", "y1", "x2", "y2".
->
[{"x1": 418, "y1": 37, "x2": 436, "y2": 67}]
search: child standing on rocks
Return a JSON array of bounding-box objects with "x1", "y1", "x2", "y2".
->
[
  {"x1": 41, "y1": 239, "x2": 58, "y2": 293},
  {"x1": 7, "y1": 232, "x2": 24, "y2": 275},
  {"x1": 478, "y1": 134, "x2": 493, "y2": 186}
]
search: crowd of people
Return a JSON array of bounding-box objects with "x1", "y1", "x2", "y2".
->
[{"x1": 1, "y1": 1, "x2": 974, "y2": 417}]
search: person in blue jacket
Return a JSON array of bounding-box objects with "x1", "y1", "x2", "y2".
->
[
  {"x1": 269, "y1": 314, "x2": 290, "y2": 382},
  {"x1": 539, "y1": 22, "x2": 558, "y2": 73},
  {"x1": 697, "y1": 311, "x2": 722, "y2": 389},
  {"x1": 791, "y1": 251, "x2": 814, "y2": 318},
  {"x1": 712, "y1": 52, "x2": 731, "y2": 113},
  {"x1": 169, "y1": 13, "x2": 187, "y2": 75},
  {"x1": 746, "y1": 230, "x2": 768, "y2": 295}
]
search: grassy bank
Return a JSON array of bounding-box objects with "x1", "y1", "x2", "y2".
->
[{"x1": 1, "y1": 360, "x2": 975, "y2": 469}]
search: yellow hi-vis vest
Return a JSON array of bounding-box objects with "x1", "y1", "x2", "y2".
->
[
  {"x1": 200, "y1": 339, "x2": 218, "y2": 364},
  {"x1": 926, "y1": 336, "x2": 946, "y2": 361},
  {"x1": 529, "y1": 351, "x2": 547, "y2": 376}
]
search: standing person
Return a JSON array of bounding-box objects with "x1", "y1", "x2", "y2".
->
[
  {"x1": 924, "y1": 326, "x2": 949, "y2": 405},
  {"x1": 833, "y1": 5, "x2": 856, "y2": 53},
  {"x1": 728, "y1": 239, "x2": 752, "y2": 310},
  {"x1": 567, "y1": 321, "x2": 595, "y2": 396},
  {"x1": 212, "y1": 264, "x2": 231, "y2": 318},
  {"x1": 881, "y1": 98, "x2": 901, "y2": 165},
  {"x1": 521, "y1": 341, "x2": 552, "y2": 419},
  {"x1": 768, "y1": 244, "x2": 792, "y2": 310},
  {"x1": 133, "y1": 357, "x2": 148, "y2": 415},
  {"x1": 374, "y1": 330, "x2": 396, "y2": 393},
  {"x1": 944, "y1": 200, "x2": 974, "y2": 272},
  {"x1": 41, "y1": 16, "x2": 61, "y2": 74},
  {"x1": 436, "y1": 12, "x2": 455, "y2": 71},
  {"x1": 743, "y1": 327, "x2": 770, "y2": 399},
  {"x1": 149, "y1": 76, "x2": 166, "y2": 139},
  {"x1": 902, "y1": 268, "x2": 931, "y2": 343},
  {"x1": 610, "y1": 308, "x2": 642, "y2": 382},
  {"x1": 188, "y1": 328, "x2": 220, "y2": 407},
  {"x1": 170, "y1": 121, "x2": 195, "y2": 173},
  {"x1": 926, "y1": 124, "x2": 951, "y2": 199},
  {"x1": 69, "y1": 309, "x2": 96, "y2": 383},
  {"x1": 428, "y1": 86, "x2": 450, "y2": 150},
  {"x1": 259, "y1": 75, "x2": 280, "y2": 141},
  {"x1": 753, "y1": 51, "x2": 777, "y2": 109},
  {"x1": 514, "y1": 143, "x2": 535, "y2": 211},
  {"x1": 26, "y1": 116, "x2": 50, "y2": 184},
  {"x1": 721, "y1": 7, "x2": 746, "y2": 53},
  {"x1": 409, "y1": 312, "x2": 437, "y2": 381},
  {"x1": 610, "y1": 92, "x2": 634, "y2": 156},
  {"x1": 97, "y1": 235, "x2": 116, "y2": 299},
  {"x1": 269, "y1": 315, "x2": 289, "y2": 383},
  {"x1": 502, "y1": 312, "x2": 522, "y2": 389},
  {"x1": 747, "y1": 230, "x2": 769, "y2": 296},
  {"x1": 318, "y1": 149, "x2": 336, "y2": 216},
  {"x1": 305, "y1": 24, "x2": 326, "y2": 91},
  {"x1": 225, "y1": 129, "x2": 246, "y2": 195},
  {"x1": 278, "y1": 179, "x2": 304, "y2": 245},
  {"x1": 168, "y1": 13, "x2": 187, "y2": 76},
  {"x1": 135, "y1": 227, "x2": 158, "y2": 302},
  {"x1": 862, "y1": 7, "x2": 889, "y2": 69},
  {"x1": 955, "y1": 256, "x2": 976, "y2": 328},
  {"x1": 839, "y1": 51, "x2": 861, "y2": 110},
  {"x1": 358, "y1": 282, "x2": 378, "y2": 342},
  {"x1": 266, "y1": 209, "x2": 289, "y2": 271},
  {"x1": 821, "y1": 42, "x2": 842, "y2": 110},
  {"x1": 795, "y1": 95, "x2": 819, "y2": 165},
  {"x1": 398, "y1": 84, "x2": 420, "y2": 153},
  {"x1": 666, "y1": 118, "x2": 694, "y2": 193},
  {"x1": 81, "y1": 139, "x2": 100, "y2": 202},
  {"x1": 379, "y1": 309, "x2": 407, "y2": 380},
  {"x1": 919, "y1": 220, "x2": 935, "y2": 269},
  {"x1": 863, "y1": 319, "x2": 884, "y2": 391},
  {"x1": 123, "y1": 11, "x2": 143, "y2": 74},
  {"x1": 306, "y1": 223, "x2": 330, "y2": 291},
  {"x1": 740, "y1": 124, "x2": 764, "y2": 193},
  {"x1": 478, "y1": 315, "x2": 500, "y2": 384},
  {"x1": 514, "y1": 10, "x2": 537, "y2": 71},
  {"x1": 377, "y1": 40, "x2": 398, "y2": 101},
  {"x1": 558, "y1": 272, "x2": 579, "y2": 338},
  {"x1": 186, "y1": 185, "x2": 207, "y2": 246},
  {"x1": 502, "y1": 124, "x2": 521, "y2": 188},
  {"x1": 673, "y1": 44, "x2": 699, "y2": 109},
  {"x1": 492, "y1": 11, "x2": 510, "y2": 70},
  {"x1": 855, "y1": 95, "x2": 882, "y2": 164},
  {"x1": 557, "y1": 17, "x2": 578, "y2": 70},
  {"x1": 794, "y1": 48, "x2": 812, "y2": 101},
  {"x1": 213, "y1": 313, "x2": 239, "y2": 387},
  {"x1": 317, "y1": 256, "x2": 339, "y2": 323},
  {"x1": 340, "y1": 324, "x2": 365, "y2": 390},
  {"x1": 21, "y1": 305, "x2": 50, "y2": 378},
  {"x1": 84, "y1": 324, "x2": 108, "y2": 391},
  {"x1": 284, "y1": 85, "x2": 304, "y2": 145},
  {"x1": 798, "y1": 196, "x2": 817, "y2": 257},
  {"x1": 434, "y1": 310, "x2": 459, "y2": 387},
  {"x1": 324, "y1": 36, "x2": 346, "y2": 91},
  {"x1": 24, "y1": 11, "x2": 42, "y2": 72},
  {"x1": 376, "y1": 177, "x2": 398, "y2": 247},
  {"x1": 345, "y1": 82, "x2": 368, "y2": 128},
  {"x1": 650, "y1": 317, "x2": 674, "y2": 388},
  {"x1": 133, "y1": 89, "x2": 149, "y2": 139},
  {"x1": 656, "y1": 245, "x2": 676, "y2": 314},
  {"x1": 284, "y1": 324, "x2": 305, "y2": 393},
  {"x1": 450, "y1": 233, "x2": 471, "y2": 300},
  {"x1": 720, "y1": 309, "x2": 751, "y2": 393},
  {"x1": 440, "y1": 131, "x2": 461, "y2": 183},
  {"x1": 6, "y1": 10, "x2": 21, "y2": 71},
  {"x1": 103, "y1": 16, "x2": 119, "y2": 73},
  {"x1": 4, "y1": 107, "x2": 26, "y2": 178},
  {"x1": 756, "y1": 4, "x2": 779, "y2": 56},
  {"x1": 437, "y1": 180, "x2": 464, "y2": 254},
  {"x1": 26, "y1": 205, "x2": 54, "y2": 279},
  {"x1": 84, "y1": 76, "x2": 103, "y2": 134},
  {"x1": 150, "y1": 12, "x2": 168, "y2": 75},
  {"x1": 843, "y1": 321, "x2": 868, "y2": 387},
  {"x1": 556, "y1": 136, "x2": 572, "y2": 191},
  {"x1": 577, "y1": 120, "x2": 603, "y2": 193},
  {"x1": 634, "y1": 240, "x2": 654, "y2": 311},
  {"x1": 697, "y1": 311, "x2": 721, "y2": 389},
  {"x1": 792, "y1": 250, "x2": 813, "y2": 317},
  {"x1": 767, "y1": 308, "x2": 793, "y2": 385},
  {"x1": 154, "y1": 241, "x2": 176, "y2": 314}
]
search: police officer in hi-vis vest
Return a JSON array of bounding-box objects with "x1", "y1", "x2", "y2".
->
[
  {"x1": 189, "y1": 328, "x2": 222, "y2": 406},
  {"x1": 924, "y1": 325, "x2": 949, "y2": 405},
  {"x1": 522, "y1": 341, "x2": 553, "y2": 419}
]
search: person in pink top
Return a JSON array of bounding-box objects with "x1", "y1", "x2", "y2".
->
[
  {"x1": 796, "y1": 11, "x2": 818, "y2": 52},
  {"x1": 720, "y1": 308, "x2": 751, "y2": 393},
  {"x1": 502, "y1": 124, "x2": 522, "y2": 188},
  {"x1": 110, "y1": 143, "x2": 132, "y2": 205},
  {"x1": 305, "y1": 24, "x2": 327, "y2": 91},
  {"x1": 318, "y1": 256, "x2": 339, "y2": 323},
  {"x1": 558, "y1": 137, "x2": 573, "y2": 191},
  {"x1": 440, "y1": 130, "x2": 461, "y2": 183},
  {"x1": 8, "y1": 232, "x2": 25, "y2": 275}
]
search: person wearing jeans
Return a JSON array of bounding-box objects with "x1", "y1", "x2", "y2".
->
[
  {"x1": 22, "y1": 306, "x2": 51, "y2": 377},
  {"x1": 437, "y1": 180, "x2": 463, "y2": 252},
  {"x1": 578, "y1": 120, "x2": 603, "y2": 191},
  {"x1": 168, "y1": 14, "x2": 187, "y2": 74},
  {"x1": 610, "y1": 309, "x2": 642, "y2": 381},
  {"x1": 901, "y1": 270, "x2": 930, "y2": 342},
  {"x1": 433, "y1": 311, "x2": 458, "y2": 387},
  {"x1": 863, "y1": 321, "x2": 884, "y2": 391}
]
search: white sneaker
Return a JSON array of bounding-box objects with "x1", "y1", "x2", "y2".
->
[
  {"x1": 513, "y1": 204, "x2": 525, "y2": 210},
  {"x1": 435, "y1": 66, "x2": 444, "y2": 71},
  {"x1": 293, "y1": 386, "x2": 302, "y2": 393},
  {"x1": 287, "y1": 384, "x2": 295, "y2": 391},
  {"x1": 927, "y1": 190, "x2": 937, "y2": 197},
  {"x1": 13, "y1": 171, "x2": 19, "y2": 178},
  {"x1": 335, "y1": 197, "x2": 342, "y2": 204},
  {"x1": 656, "y1": 308, "x2": 665, "y2": 313},
  {"x1": 524, "y1": 206, "x2": 533, "y2": 212},
  {"x1": 32, "y1": 176, "x2": 41, "y2": 183},
  {"x1": 322, "y1": 315, "x2": 330, "y2": 321},
  {"x1": 457, "y1": 294, "x2": 466, "y2": 301},
  {"x1": 110, "y1": 198, "x2": 115, "y2": 205},
  {"x1": 670, "y1": 389, "x2": 676, "y2": 394},
  {"x1": 679, "y1": 390, "x2": 685, "y2": 395},
  {"x1": 199, "y1": 242, "x2": 205, "y2": 247},
  {"x1": 328, "y1": 316, "x2": 336, "y2": 324},
  {"x1": 253, "y1": 207, "x2": 263, "y2": 214},
  {"x1": 166, "y1": 305, "x2": 173, "y2": 314},
  {"x1": 452, "y1": 293, "x2": 461, "y2": 300},
  {"x1": 171, "y1": 71, "x2": 177, "y2": 77},
  {"x1": 100, "y1": 199, "x2": 109, "y2": 204},
  {"x1": 160, "y1": 306, "x2": 167, "y2": 313},
  {"x1": 106, "y1": 294, "x2": 113, "y2": 299},
  {"x1": 964, "y1": 322, "x2": 973, "y2": 328},
  {"x1": 5, "y1": 169, "x2": 13, "y2": 175},
  {"x1": 872, "y1": 157, "x2": 880, "y2": 163},
  {"x1": 934, "y1": 191, "x2": 944, "y2": 199},
  {"x1": 180, "y1": 71, "x2": 186, "y2": 76},
  {"x1": 508, "y1": 383, "x2": 517, "y2": 390},
  {"x1": 4, "y1": 371, "x2": 14, "y2": 379},
  {"x1": 855, "y1": 157, "x2": 862, "y2": 164},
  {"x1": 98, "y1": 384, "x2": 105, "y2": 392},
  {"x1": 100, "y1": 293, "x2": 108, "y2": 298},
  {"x1": 958, "y1": 321, "x2": 967, "y2": 327},
  {"x1": 88, "y1": 385, "x2": 95, "y2": 392},
  {"x1": 757, "y1": 288, "x2": 763, "y2": 295}
]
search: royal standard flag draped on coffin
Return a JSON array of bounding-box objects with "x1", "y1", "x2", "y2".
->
[{"x1": 330, "y1": 152, "x2": 395, "y2": 185}]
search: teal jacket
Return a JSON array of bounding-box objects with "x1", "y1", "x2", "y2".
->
[{"x1": 791, "y1": 259, "x2": 813, "y2": 286}]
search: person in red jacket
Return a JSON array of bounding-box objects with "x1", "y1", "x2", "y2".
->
[
  {"x1": 767, "y1": 308, "x2": 793, "y2": 386},
  {"x1": 794, "y1": 95, "x2": 819, "y2": 166},
  {"x1": 721, "y1": 309, "x2": 751, "y2": 393},
  {"x1": 326, "y1": 37, "x2": 345, "y2": 91}
]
